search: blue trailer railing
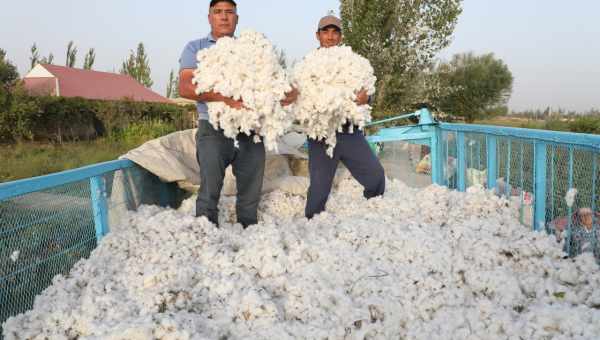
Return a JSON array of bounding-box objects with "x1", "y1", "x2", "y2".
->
[
  {"x1": 0, "y1": 160, "x2": 182, "y2": 334},
  {"x1": 366, "y1": 111, "x2": 599, "y2": 261},
  {"x1": 1, "y1": 109, "x2": 599, "y2": 336}
]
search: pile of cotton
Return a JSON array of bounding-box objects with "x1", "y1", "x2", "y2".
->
[
  {"x1": 292, "y1": 46, "x2": 377, "y2": 156},
  {"x1": 192, "y1": 30, "x2": 292, "y2": 151},
  {"x1": 4, "y1": 180, "x2": 600, "y2": 339}
]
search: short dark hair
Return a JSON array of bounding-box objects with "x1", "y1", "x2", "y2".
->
[{"x1": 210, "y1": 0, "x2": 237, "y2": 8}]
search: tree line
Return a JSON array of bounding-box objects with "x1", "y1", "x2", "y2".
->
[
  {"x1": 340, "y1": 0, "x2": 514, "y2": 123},
  {"x1": 3, "y1": 0, "x2": 597, "y2": 129}
]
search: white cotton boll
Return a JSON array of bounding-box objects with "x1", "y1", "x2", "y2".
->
[
  {"x1": 292, "y1": 45, "x2": 376, "y2": 156},
  {"x1": 10, "y1": 250, "x2": 20, "y2": 262},
  {"x1": 192, "y1": 30, "x2": 293, "y2": 151},
  {"x1": 556, "y1": 264, "x2": 581, "y2": 286},
  {"x1": 565, "y1": 188, "x2": 578, "y2": 208}
]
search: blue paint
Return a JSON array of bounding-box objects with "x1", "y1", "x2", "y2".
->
[
  {"x1": 506, "y1": 141, "x2": 512, "y2": 197},
  {"x1": 487, "y1": 136, "x2": 498, "y2": 190},
  {"x1": 550, "y1": 147, "x2": 556, "y2": 222},
  {"x1": 0, "y1": 159, "x2": 135, "y2": 201},
  {"x1": 468, "y1": 137, "x2": 474, "y2": 170},
  {"x1": 593, "y1": 154, "x2": 598, "y2": 227},
  {"x1": 0, "y1": 236, "x2": 96, "y2": 286},
  {"x1": 0, "y1": 212, "x2": 75, "y2": 238},
  {"x1": 457, "y1": 132, "x2": 466, "y2": 192},
  {"x1": 90, "y1": 176, "x2": 109, "y2": 241},
  {"x1": 368, "y1": 132, "x2": 433, "y2": 143},
  {"x1": 565, "y1": 147, "x2": 575, "y2": 255},
  {"x1": 593, "y1": 154, "x2": 598, "y2": 252},
  {"x1": 366, "y1": 111, "x2": 419, "y2": 127},
  {"x1": 477, "y1": 140, "x2": 482, "y2": 171},
  {"x1": 534, "y1": 142, "x2": 548, "y2": 231},
  {"x1": 439, "y1": 123, "x2": 600, "y2": 151},
  {"x1": 519, "y1": 143, "x2": 525, "y2": 225},
  {"x1": 445, "y1": 134, "x2": 450, "y2": 187},
  {"x1": 418, "y1": 108, "x2": 435, "y2": 125},
  {"x1": 431, "y1": 128, "x2": 443, "y2": 185}
]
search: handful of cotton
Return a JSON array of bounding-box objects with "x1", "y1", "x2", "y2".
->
[
  {"x1": 292, "y1": 45, "x2": 376, "y2": 156},
  {"x1": 192, "y1": 29, "x2": 292, "y2": 151}
]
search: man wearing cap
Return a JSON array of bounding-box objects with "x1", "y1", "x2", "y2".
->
[
  {"x1": 305, "y1": 15, "x2": 386, "y2": 219},
  {"x1": 178, "y1": 0, "x2": 297, "y2": 228}
]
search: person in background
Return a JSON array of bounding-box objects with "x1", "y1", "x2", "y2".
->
[{"x1": 565, "y1": 208, "x2": 599, "y2": 258}]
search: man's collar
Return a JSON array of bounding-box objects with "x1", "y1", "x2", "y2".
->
[{"x1": 208, "y1": 32, "x2": 237, "y2": 42}]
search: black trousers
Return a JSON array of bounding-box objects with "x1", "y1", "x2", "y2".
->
[
  {"x1": 195, "y1": 120, "x2": 265, "y2": 227},
  {"x1": 305, "y1": 129, "x2": 385, "y2": 219}
]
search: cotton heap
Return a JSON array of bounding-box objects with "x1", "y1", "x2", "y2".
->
[
  {"x1": 192, "y1": 30, "x2": 292, "y2": 151},
  {"x1": 292, "y1": 45, "x2": 377, "y2": 156},
  {"x1": 4, "y1": 179, "x2": 600, "y2": 339}
]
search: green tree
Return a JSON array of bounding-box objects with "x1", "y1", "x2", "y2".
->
[
  {"x1": 0, "y1": 50, "x2": 19, "y2": 87},
  {"x1": 40, "y1": 53, "x2": 54, "y2": 65},
  {"x1": 435, "y1": 52, "x2": 513, "y2": 122},
  {"x1": 340, "y1": 0, "x2": 463, "y2": 115},
  {"x1": 0, "y1": 49, "x2": 20, "y2": 109},
  {"x1": 31, "y1": 43, "x2": 54, "y2": 66},
  {"x1": 569, "y1": 115, "x2": 600, "y2": 134},
  {"x1": 120, "y1": 43, "x2": 153, "y2": 88},
  {"x1": 30, "y1": 43, "x2": 40, "y2": 69},
  {"x1": 66, "y1": 41, "x2": 77, "y2": 68},
  {"x1": 166, "y1": 69, "x2": 179, "y2": 99},
  {"x1": 83, "y1": 48, "x2": 96, "y2": 70},
  {"x1": 275, "y1": 46, "x2": 287, "y2": 69}
]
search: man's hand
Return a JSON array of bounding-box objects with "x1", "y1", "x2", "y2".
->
[
  {"x1": 180, "y1": 69, "x2": 247, "y2": 110},
  {"x1": 280, "y1": 87, "x2": 299, "y2": 107},
  {"x1": 224, "y1": 97, "x2": 247, "y2": 110},
  {"x1": 355, "y1": 89, "x2": 369, "y2": 106}
]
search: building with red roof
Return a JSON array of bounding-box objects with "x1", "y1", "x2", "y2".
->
[{"x1": 23, "y1": 64, "x2": 172, "y2": 104}]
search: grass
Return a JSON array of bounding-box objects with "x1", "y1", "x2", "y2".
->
[
  {"x1": 0, "y1": 120, "x2": 180, "y2": 183},
  {"x1": 474, "y1": 116, "x2": 549, "y2": 130},
  {"x1": 475, "y1": 115, "x2": 600, "y2": 134}
]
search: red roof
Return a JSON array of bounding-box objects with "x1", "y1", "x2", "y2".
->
[{"x1": 24, "y1": 64, "x2": 172, "y2": 104}]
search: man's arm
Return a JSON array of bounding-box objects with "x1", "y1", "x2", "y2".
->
[{"x1": 179, "y1": 69, "x2": 245, "y2": 109}]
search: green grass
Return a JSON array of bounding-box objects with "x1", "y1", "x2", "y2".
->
[
  {"x1": 0, "y1": 120, "x2": 180, "y2": 183},
  {"x1": 474, "y1": 117, "x2": 549, "y2": 130},
  {"x1": 475, "y1": 115, "x2": 600, "y2": 134}
]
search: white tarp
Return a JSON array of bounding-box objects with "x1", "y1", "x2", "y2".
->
[{"x1": 121, "y1": 129, "x2": 309, "y2": 196}]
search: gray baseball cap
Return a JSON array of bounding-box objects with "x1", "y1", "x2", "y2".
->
[{"x1": 317, "y1": 15, "x2": 342, "y2": 31}]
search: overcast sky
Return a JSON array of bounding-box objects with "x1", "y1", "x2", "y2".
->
[{"x1": 1, "y1": 0, "x2": 598, "y2": 112}]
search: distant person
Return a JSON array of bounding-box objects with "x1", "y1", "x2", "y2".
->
[
  {"x1": 565, "y1": 208, "x2": 599, "y2": 258},
  {"x1": 178, "y1": 0, "x2": 297, "y2": 228},
  {"x1": 303, "y1": 15, "x2": 385, "y2": 219}
]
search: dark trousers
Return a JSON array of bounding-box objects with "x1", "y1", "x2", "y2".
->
[
  {"x1": 195, "y1": 120, "x2": 265, "y2": 227},
  {"x1": 305, "y1": 130, "x2": 385, "y2": 219}
]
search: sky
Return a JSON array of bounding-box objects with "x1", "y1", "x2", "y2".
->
[{"x1": 1, "y1": 0, "x2": 599, "y2": 112}]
